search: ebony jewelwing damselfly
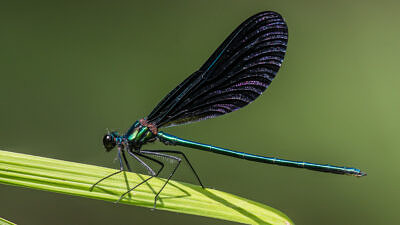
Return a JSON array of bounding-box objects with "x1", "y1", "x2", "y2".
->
[{"x1": 90, "y1": 11, "x2": 366, "y2": 208}]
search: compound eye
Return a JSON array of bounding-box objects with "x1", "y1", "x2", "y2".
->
[{"x1": 103, "y1": 134, "x2": 116, "y2": 151}]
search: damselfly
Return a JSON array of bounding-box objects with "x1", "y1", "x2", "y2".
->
[{"x1": 90, "y1": 11, "x2": 366, "y2": 208}]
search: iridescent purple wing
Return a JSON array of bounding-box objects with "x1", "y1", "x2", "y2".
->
[{"x1": 147, "y1": 11, "x2": 288, "y2": 127}]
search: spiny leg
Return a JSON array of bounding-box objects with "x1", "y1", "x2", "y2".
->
[
  {"x1": 116, "y1": 152, "x2": 164, "y2": 203},
  {"x1": 144, "y1": 150, "x2": 204, "y2": 188},
  {"x1": 90, "y1": 148, "x2": 125, "y2": 191},
  {"x1": 141, "y1": 150, "x2": 182, "y2": 208},
  {"x1": 127, "y1": 151, "x2": 156, "y2": 176},
  {"x1": 121, "y1": 150, "x2": 132, "y2": 172}
]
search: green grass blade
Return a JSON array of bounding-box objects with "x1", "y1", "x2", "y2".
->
[
  {"x1": 0, "y1": 217, "x2": 16, "y2": 225},
  {"x1": 0, "y1": 150, "x2": 293, "y2": 225}
]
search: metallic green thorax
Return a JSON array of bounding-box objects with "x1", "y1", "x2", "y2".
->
[{"x1": 125, "y1": 121, "x2": 156, "y2": 150}]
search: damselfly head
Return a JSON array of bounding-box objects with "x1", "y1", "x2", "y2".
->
[{"x1": 103, "y1": 133, "x2": 116, "y2": 151}]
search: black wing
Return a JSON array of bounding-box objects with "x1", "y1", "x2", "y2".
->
[{"x1": 147, "y1": 11, "x2": 288, "y2": 127}]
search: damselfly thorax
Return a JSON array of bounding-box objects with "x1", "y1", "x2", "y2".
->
[{"x1": 103, "y1": 119, "x2": 157, "y2": 151}]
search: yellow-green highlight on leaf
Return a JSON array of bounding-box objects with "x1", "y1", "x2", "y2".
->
[
  {"x1": 0, "y1": 150, "x2": 293, "y2": 225},
  {"x1": 0, "y1": 217, "x2": 16, "y2": 225}
]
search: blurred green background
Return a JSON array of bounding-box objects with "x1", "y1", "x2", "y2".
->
[{"x1": 1, "y1": 1, "x2": 398, "y2": 224}]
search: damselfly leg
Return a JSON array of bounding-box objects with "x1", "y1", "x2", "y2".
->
[
  {"x1": 116, "y1": 152, "x2": 164, "y2": 204},
  {"x1": 90, "y1": 148, "x2": 126, "y2": 191},
  {"x1": 114, "y1": 150, "x2": 204, "y2": 208}
]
